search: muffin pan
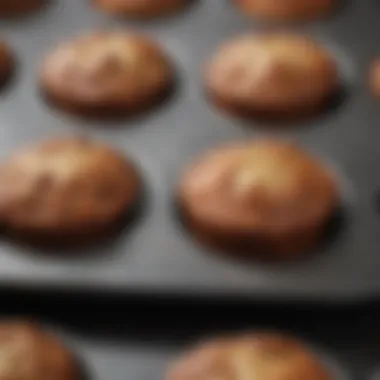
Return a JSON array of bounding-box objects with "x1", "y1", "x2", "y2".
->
[
  {"x1": 1, "y1": 298, "x2": 378, "y2": 380},
  {"x1": 0, "y1": 1, "x2": 379, "y2": 302}
]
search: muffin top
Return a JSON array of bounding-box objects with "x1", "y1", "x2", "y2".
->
[
  {"x1": 0, "y1": 137, "x2": 141, "y2": 233},
  {"x1": 0, "y1": 321, "x2": 78, "y2": 380},
  {"x1": 168, "y1": 332, "x2": 332, "y2": 380},
  {"x1": 179, "y1": 140, "x2": 338, "y2": 234},
  {"x1": 94, "y1": 0, "x2": 190, "y2": 18},
  {"x1": 235, "y1": 0, "x2": 337, "y2": 22},
  {"x1": 206, "y1": 33, "x2": 338, "y2": 113},
  {"x1": 41, "y1": 31, "x2": 173, "y2": 109}
]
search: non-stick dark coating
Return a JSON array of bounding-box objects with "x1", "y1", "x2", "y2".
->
[
  {"x1": 1, "y1": 295, "x2": 378, "y2": 380},
  {"x1": 0, "y1": 1, "x2": 379, "y2": 302}
]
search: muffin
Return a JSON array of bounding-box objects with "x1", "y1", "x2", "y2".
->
[
  {"x1": 94, "y1": 0, "x2": 190, "y2": 19},
  {"x1": 205, "y1": 33, "x2": 339, "y2": 121},
  {"x1": 0, "y1": 0, "x2": 45, "y2": 17},
  {"x1": 369, "y1": 58, "x2": 380, "y2": 99},
  {"x1": 0, "y1": 137, "x2": 142, "y2": 244},
  {"x1": 167, "y1": 332, "x2": 331, "y2": 380},
  {"x1": 40, "y1": 31, "x2": 174, "y2": 118},
  {"x1": 178, "y1": 140, "x2": 339, "y2": 260},
  {"x1": 235, "y1": 0, "x2": 337, "y2": 22},
  {"x1": 0, "y1": 321, "x2": 79, "y2": 380},
  {"x1": 0, "y1": 41, "x2": 14, "y2": 86}
]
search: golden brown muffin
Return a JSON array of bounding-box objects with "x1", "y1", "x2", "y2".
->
[
  {"x1": 0, "y1": 321, "x2": 79, "y2": 380},
  {"x1": 167, "y1": 332, "x2": 332, "y2": 380},
  {"x1": 0, "y1": 137, "x2": 141, "y2": 244},
  {"x1": 0, "y1": 41, "x2": 13, "y2": 86},
  {"x1": 94, "y1": 0, "x2": 190, "y2": 19},
  {"x1": 0, "y1": 0, "x2": 45, "y2": 17},
  {"x1": 235, "y1": 0, "x2": 337, "y2": 22},
  {"x1": 178, "y1": 140, "x2": 339, "y2": 260},
  {"x1": 40, "y1": 31, "x2": 174, "y2": 118},
  {"x1": 205, "y1": 33, "x2": 339, "y2": 121}
]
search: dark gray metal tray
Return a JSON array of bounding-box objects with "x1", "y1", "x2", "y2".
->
[
  {"x1": 0, "y1": 0, "x2": 379, "y2": 302},
  {"x1": 2, "y1": 295, "x2": 379, "y2": 380}
]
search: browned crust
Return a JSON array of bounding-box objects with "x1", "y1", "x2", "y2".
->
[
  {"x1": 40, "y1": 32, "x2": 174, "y2": 119},
  {"x1": 206, "y1": 90, "x2": 337, "y2": 124},
  {"x1": 0, "y1": 137, "x2": 142, "y2": 244},
  {"x1": 235, "y1": 0, "x2": 337, "y2": 22},
  {"x1": 40, "y1": 76, "x2": 174, "y2": 120},
  {"x1": 0, "y1": 320, "x2": 79, "y2": 380},
  {"x1": 0, "y1": 0, "x2": 45, "y2": 17},
  {"x1": 205, "y1": 33, "x2": 339, "y2": 122},
  {"x1": 178, "y1": 140, "x2": 339, "y2": 260},
  {"x1": 180, "y1": 209, "x2": 328, "y2": 261},
  {"x1": 93, "y1": 0, "x2": 190, "y2": 18},
  {"x1": 167, "y1": 332, "x2": 332, "y2": 380}
]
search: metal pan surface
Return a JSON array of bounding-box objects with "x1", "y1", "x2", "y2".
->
[{"x1": 0, "y1": 1, "x2": 378, "y2": 302}]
